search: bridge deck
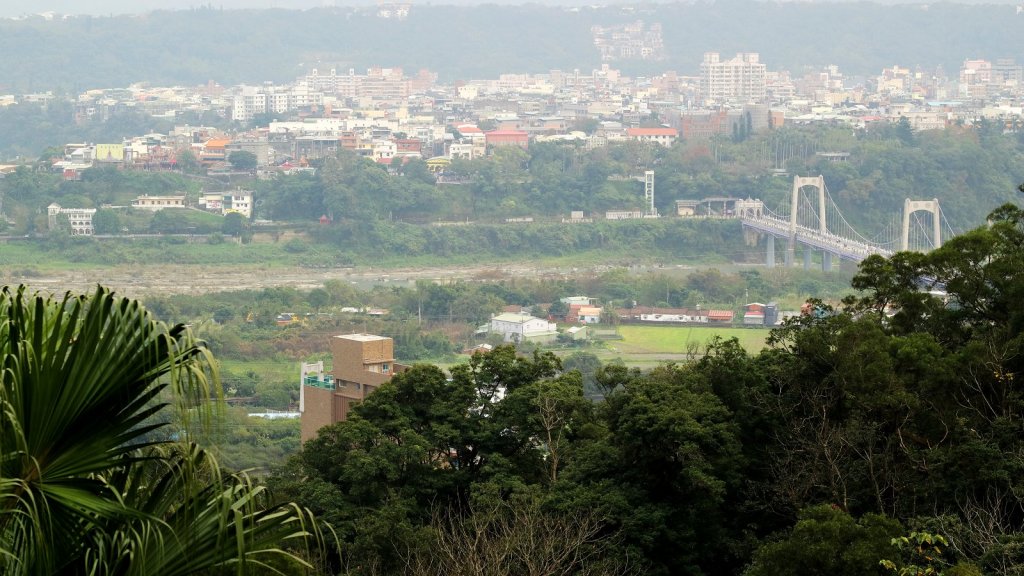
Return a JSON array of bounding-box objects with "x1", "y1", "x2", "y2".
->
[{"x1": 742, "y1": 216, "x2": 893, "y2": 262}]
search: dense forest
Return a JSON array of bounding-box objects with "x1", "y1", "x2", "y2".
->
[
  {"x1": 264, "y1": 197, "x2": 1024, "y2": 575},
  {"x1": 0, "y1": 1, "x2": 1020, "y2": 92}
]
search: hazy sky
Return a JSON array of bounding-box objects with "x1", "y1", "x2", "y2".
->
[
  {"x1": 1, "y1": 0, "x2": 1012, "y2": 18},
  {"x1": 0, "y1": 0, "x2": 602, "y2": 18},
  {"x1": 0, "y1": 1, "x2": 354, "y2": 17}
]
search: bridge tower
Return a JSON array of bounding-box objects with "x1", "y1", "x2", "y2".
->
[
  {"x1": 643, "y1": 170, "x2": 657, "y2": 217},
  {"x1": 786, "y1": 175, "x2": 826, "y2": 267},
  {"x1": 901, "y1": 198, "x2": 941, "y2": 252}
]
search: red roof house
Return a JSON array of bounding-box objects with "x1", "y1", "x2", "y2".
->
[{"x1": 485, "y1": 130, "x2": 529, "y2": 149}]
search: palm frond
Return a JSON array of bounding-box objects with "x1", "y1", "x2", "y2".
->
[{"x1": 0, "y1": 285, "x2": 320, "y2": 575}]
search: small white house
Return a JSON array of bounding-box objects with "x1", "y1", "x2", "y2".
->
[
  {"x1": 489, "y1": 312, "x2": 558, "y2": 344},
  {"x1": 577, "y1": 306, "x2": 602, "y2": 324}
]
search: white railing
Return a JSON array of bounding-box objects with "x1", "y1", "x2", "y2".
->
[{"x1": 741, "y1": 214, "x2": 892, "y2": 262}]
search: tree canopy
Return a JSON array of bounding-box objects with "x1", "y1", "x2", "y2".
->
[{"x1": 228, "y1": 150, "x2": 258, "y2": 171}]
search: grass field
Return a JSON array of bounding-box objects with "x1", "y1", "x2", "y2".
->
[{"x1": 588, "y1": 324, "x2": 772, "y2": 368}]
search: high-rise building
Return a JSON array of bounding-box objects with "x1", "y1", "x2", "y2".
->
[
  {"x1": 993, "y1": 58, "x2": 1023, "y2": 86},
  {"x1": 699, "y1": 52, "x2": 767, "y2": 105},
  {"x1": 299, "y1": 333, "x2": 407, "y2": 442}
]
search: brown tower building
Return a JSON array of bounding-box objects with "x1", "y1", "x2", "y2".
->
[{"x1": 299, "y1": 333, "x2": 407, "y2": 442}]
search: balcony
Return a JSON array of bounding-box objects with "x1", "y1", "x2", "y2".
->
[{"x1": 303, "y1": 375, "x2": 334, "y2": 390}]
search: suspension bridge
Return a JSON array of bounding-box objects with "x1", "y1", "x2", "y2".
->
[{"x1": 738, "y1": 175, "x2": 957, "y2": 270}]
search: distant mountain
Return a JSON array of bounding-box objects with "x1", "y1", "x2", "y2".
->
[{"x1": 0, "y1": 2, "x2": 1020, "y2": 92}]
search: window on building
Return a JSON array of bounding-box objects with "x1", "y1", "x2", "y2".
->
[{"x1": 381, "y1": 363, "x2": 390, "y2": 373}]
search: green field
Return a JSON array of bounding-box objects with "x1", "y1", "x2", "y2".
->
[{"x1": 591, "y1": 324, "x2": 771, "y2": 368}]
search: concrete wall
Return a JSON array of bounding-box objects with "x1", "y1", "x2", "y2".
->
[{"x1": 300, "y1": 385, "x2": 335, "y2": 443}]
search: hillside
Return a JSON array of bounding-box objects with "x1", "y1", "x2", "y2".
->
[{"x1": 0, "y1": 2, "x2": 1020, "y2": 92}]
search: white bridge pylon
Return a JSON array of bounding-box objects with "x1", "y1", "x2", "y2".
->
[
  {"x1": 786, "y1": 175, "x2": 826, "y2": 266},
  {"x1": 902, "y1": 198, "x2": 941, "y2": 252},
  {"x1": 738, "y1": 175, "x2": 947, "y2": 270}
]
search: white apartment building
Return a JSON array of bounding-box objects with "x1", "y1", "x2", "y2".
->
[
  {"x1": 47, "y1": 203, "x2": 96, "y2": 235},
  {"x1": 304, "y1": 67, "x2": 409, "y2": 102},
  {"x1": 448, "y1": 142, "x2": 476, "y2": 160},
  {"x1": 231, "y1": 86, "x2": 267, "y2": 123},
  {"x1": 289, "y1": 82, "x2": 323, "y2": 109},
  {"x1": 225, "y1": 191, "x2": 252, "y2": 218},
  {"x1": 198, "y1": 191, "x2": 252, "y2": 218},
  {"x1": 267, "y1": 92, "x2": 291, "y2": 115},
  {"x1": 959, "y1": 59, "x2": 993, "y2": 100},
  {"x1": 699, "y1": 52, "x2": 767, "y2": 105},
  {"x1": 372, "y1": 140, "x2": 397, "y2": 162},
  {"x1": 232, "y1": 84, "x2": 325, "y2": 123}
]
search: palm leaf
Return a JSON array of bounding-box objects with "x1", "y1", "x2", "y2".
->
[
  {"x1": 0, "y1": 285, "x2": 321, "y2": 575},
  {"x1": 83, "y1": 445, "x2": 320, "y2": 576}
]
